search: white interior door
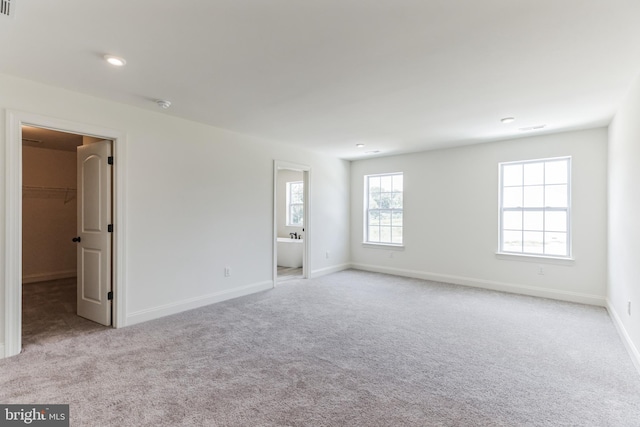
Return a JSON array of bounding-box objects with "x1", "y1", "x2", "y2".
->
[{"x1": 76, "y1": 140, "x2": 112, "y2": 326}]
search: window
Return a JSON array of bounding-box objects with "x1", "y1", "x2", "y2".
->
[
  {"x1": 365, "y1": 173, "x2": 403, "y2": 245},
  {"x1": 499, "y1": 157, "x2": 571, "y2": 257},
  {"x1": 286, "y1": 181, "x2": 304, "y2": 226}
]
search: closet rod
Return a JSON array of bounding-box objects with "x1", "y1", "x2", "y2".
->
[{"x1": 22, "y1": 185, "x2": 77, "y2": 191}]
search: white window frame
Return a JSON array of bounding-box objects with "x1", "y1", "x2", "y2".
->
[
  {"x1": 286, "y1": 181, "x2": 304, "y2": 227},
  {"x1": 364, "y1": 172, "x2": 404, "y2": 246},
  {"x1": 498, "y1": 156, "x2": 572, "y2": 259}
]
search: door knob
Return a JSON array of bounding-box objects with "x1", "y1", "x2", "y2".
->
[{"x1": 72, "y1": 237, "x2": 81, "y2": 243}]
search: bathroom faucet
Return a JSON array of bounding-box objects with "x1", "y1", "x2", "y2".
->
[{"x1": 290, "y1": 232, "x2": 298, "y2": 239}]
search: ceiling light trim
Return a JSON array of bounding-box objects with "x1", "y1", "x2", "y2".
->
[{"x1": 104, "y1": 55, "x2": 126, "y2": 67}]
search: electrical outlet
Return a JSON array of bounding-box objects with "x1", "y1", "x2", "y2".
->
[
  {"x1": 537, "y1": 266, "x2": 544, "y2": 275},
  {"x1": 628, "y1": 301, "x2": 632, "y2": 316},
  {"x1": 224, "y1": 266, "x2": 231, "y2": 277},
  {"x1": 325, "y1": 250, "x2": 330, "y2": 259}
]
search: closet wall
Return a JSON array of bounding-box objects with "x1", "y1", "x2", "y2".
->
[{"x1": 22, "y1": 146, "x2": 77, "y2": 283}]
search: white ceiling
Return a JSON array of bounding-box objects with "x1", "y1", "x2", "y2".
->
[{"x1": 2, "y1": 0, "x2": 640, "y2": 160}]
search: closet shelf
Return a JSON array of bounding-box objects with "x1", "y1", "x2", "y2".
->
[{"x1": 23, "y1": 186, "x2": 77, "y2": 204}]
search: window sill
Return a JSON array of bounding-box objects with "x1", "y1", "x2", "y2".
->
[
  {"x1": 362, "y1": 242, "x2": 405, "y2": 251},
  {"x1": 495, "y1": 252, "x2": 574, "y2": 266}
]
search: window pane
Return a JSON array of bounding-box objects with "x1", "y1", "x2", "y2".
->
[
  {"x1": 380, "y1": 211, "x2": 391, "y2": 225},
  {"x1": 391, "y1": 211, "x2": 403, "y2": 227},
  {"x1": 291, "y1": 190, "x2": 303, "y2": 204},
  {"x1": 369, "y1": 176, "x2": 380, "y2": 191},
  {"x1": 392, "y1": 227, "x2": 403, "y2": 244},
  {"x1": 369, "y1": 193, "x2": 380, "y2": 209},
  {"x1": 503, "y1": 211, "x2": 522, "y2": 230},
  {"x1": 391, "y1": 193, "x2": 403, "y2": 209},
  {"x1": 368, "y1": 211, "x2": 380, "y2": 226},
  {"x1": 503, "y1": 164, "x2": 522, "y2": 187},
  {"x1": 524, "y1": 162, "x2": 544, "y2": 185},
  {"x1": 380, "y1": 176, "x2": 392, "y2": 192},
  {"x1": 290, "y1": 205, "x2": 303, "y2": 225},
  {"x1": 545, "y1": 211, "x2": 567, "y2": 232},
  {"x1": 503, "y1": 187, "x2": 522, "y2": 208},
  {"x1": 523, "y1": 211, "x2": 543, "y2": 231},
  {"x1": 523, "y1": 231, "x2": 544, "y2": 254},
  {"x1": 368, "y1": 226, "x2": 380, "y2": 242},
  {"x1": 379, "y1": 192, "x2": 393, "y2": 209},
  {"x1": 503, "y1": 230, "x2": 522, "y2": 252},
  {"x1": 545, "y1": 160, "x2": 568, "y2": 185},
  {"x1": 545, "y1": 232, "x2": 567, "y2": 256},
  {"x1": 523, "y1": 186, "x2": 544, "y2": 207},
  {"x1": 380, "y1": 226, "x2": 391, "y2": 243},
  {"x1": 392, "y1": 175, "x2": 404, "y2": 192},
  {"x1": 545, "y1": 185, "x2": 567, "y2": 207}
]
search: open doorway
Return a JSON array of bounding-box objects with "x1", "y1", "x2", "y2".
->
[
  {"x1": 4, "y1": 110, "x2": 126, "y2": 359},
  {"x1": 273, "y1": 161, "x2": 311, "y2": 284},
  {"x1": 21, "y1": 126, "x2": 112, "y2": 347}
]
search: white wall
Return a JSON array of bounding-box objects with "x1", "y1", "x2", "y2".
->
[
  {"x1": 351, "y1": 128, "x2": 608, "y2": 305},
  {"x1": 276, "y1": 169, "x2": 304, "y2": 238},
  {"x1": 22, "y1": 146, "x2": 77, "y2": 282},
  {"x1": 0, "y1": 74, "x2": 350, "y2": 352},
  {"x1": 608, "y1": 73, "x2": 640, "y2": 370}
]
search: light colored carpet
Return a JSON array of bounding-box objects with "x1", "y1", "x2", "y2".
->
[
  {"x1": 21, "y1": 278, "x2": 107, "y2": 348},
  {"x1": 2, "y1": 270, "x2": 639, "y2": 426}
]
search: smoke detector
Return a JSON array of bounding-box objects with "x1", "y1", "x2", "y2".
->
[
  {"x1": 1, "y1": 0, "x2": 16, "y2": 18},
  {"x1": 156, "y1": 100, "x2": 171, "y2": 109}
]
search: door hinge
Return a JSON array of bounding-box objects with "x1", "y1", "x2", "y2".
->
[
  {"x1": 107, "y1": 291, "x2": 113, "y2": 300},
  {"x1": 108, "y1": 224, "x2": 113, "y2": 233},
  {"x1": 107, "y1": 156, "x2": 114, "y2": 165}
]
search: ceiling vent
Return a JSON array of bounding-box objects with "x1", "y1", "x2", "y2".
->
[
  {"x1": 519, "y1": 125, "x2": 546, "y2": 132},
  {"x1": 1, "y1": 0, "x2": 15, "y2": 18}
]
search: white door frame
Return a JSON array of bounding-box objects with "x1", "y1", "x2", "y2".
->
[
  {"x1": 273, "y1": 160, "x2": 311, "y2": 285},
  {"x1": 4, "y1": 110, "x2": 128, "y2": 358}
]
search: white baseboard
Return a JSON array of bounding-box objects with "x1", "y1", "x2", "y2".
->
[
  {"x1": 22, "y1": 270, "x2": 76, "y2": 284},
  {"x1": 606, "y1": 299, "x2": 640, "y2": 375},
  {"x1": 351, "y1": 263, "x2": 606, "y2": 306},
  {"x1": 0, "y1": 343, "x2": 5, "y2": 359},
  {"x1": 311, "y1": 263, "x2": 351, "y2": 278},
  {"x1": 126, "y1": 280, "x2": 274, "y2": 326}
]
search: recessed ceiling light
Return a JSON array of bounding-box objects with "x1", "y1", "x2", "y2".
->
[
  {"x1": 501, "y1": 117, "x2": 515, "y2": 124},
  {"x1": 356, "y1": 144, "x2": 365, "y2": 148},
  {"x1": 104, "y1": 55, "x2": 126, "y2": 67},
  {"x1": 156, "y1": 100, "x2": 172, "y2": 109}
]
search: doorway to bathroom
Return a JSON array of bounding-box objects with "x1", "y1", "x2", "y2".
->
[{"x1": 273, "y1": 161, "x2": 310, "y2": 284}]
